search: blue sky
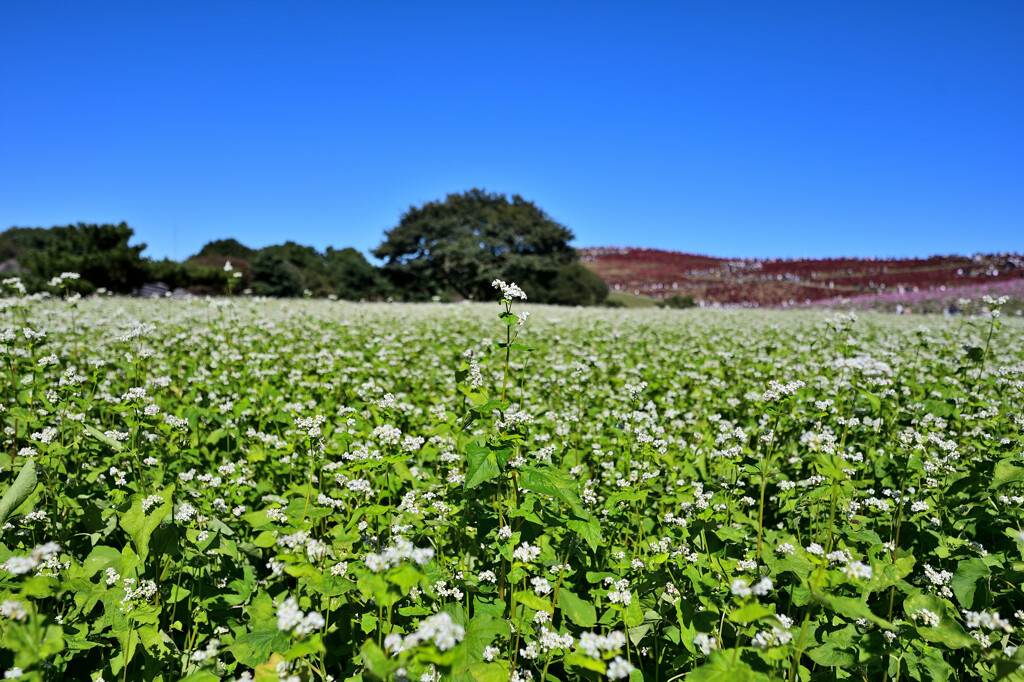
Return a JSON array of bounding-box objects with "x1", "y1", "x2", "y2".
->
[{"x1": 1, "y1": 2, "x2": 1021, "y2": 261}]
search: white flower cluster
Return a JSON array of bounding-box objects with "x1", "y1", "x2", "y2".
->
[
  {"x1": 520, "y1": 628, "x2": 575, "y2": 660},
  {"x1": 2, "y1": 276, "x2": 27, "y2": 294},
  {"x1": 0, "y1": 600, "x2": 27, "y2": 620},
  {"x1": 752, "y1": 626, "x2": 793, "y2": 649},
  {"x1": 141, "y1": 494, "x2": 163, "y2": 513},
  {"x1": 731, "y1": 576, "x2": 773, "y2": 598},
  {"x1": 496, "y1": 410, "x2": 534, "y2": 430},
  {"x1": 964, "y1": 610, "x2": 1013, "y2": 633},
  {"x1": 177, "y1": 502, "x2": 198, "y2": 522},
  {"x1": 119, "y1": 578, "x2": 157, "y2": 613},
  {"x1": 832, "y1": 355, "x2": 893, "y2": 377},
  {"x1": 607, "y1": 656, "x2": 635, "y2": 680},
  {"x1": 364, "y1": 538, "x2": 434, "y2": 572},
  {"x1": 922, "y1": 563, "x2": 954, "y2": 599},
  {"x1": 2, "y1": 542, "x2": 61, "y2": 575},
  {"x1": 294, "y1": 414, "x2": 326, "y2": 438},
  {"x1": 372, "y1": 424, "x2": 402, "y2": 446},
  {"x1": 513, "y1": 542, "x2": 541, "y2": 563},
  {"x1": 694, "y1": 633, "x2": 719, "y2": 655},
  {"x1": 761, "y1": 379, "x2": 806, "y2": 402},
  {"x1": 911, "y1": 609, "x2": 940, "y2": 627},
  {"x1": 492, "y1": 279, "x2": 527, "y2": 301},
  {"x1": 606, "y1": 578, "x2": 632, "y2": 605},
  {"x1": 577, "y1": 630, "x2": 627, "y2": 658},
  {"x1": 276, "y1": 596, "x2": 325, "y2": 636},
  {"x1": 530, "y1": 576, "x2": 551, "y2": 596},
  {"x1": 190, "y1": 637, "x2": 221, "y2": 662},
  {"x1": 843, "y1": 561, "x2": 873, "y2": 580},
  {"x1": 393, "y1": 612, "x2": 466, "y2": 652},
  {"x1": 48, "y1": 272, "x2": 80, "y2": 288},
  {"x1": 433, "y1": 580, "x2": 464, "y2": 601},
  {"x1": 265, "y1": 507, "x2": 288, "y2": 523}
]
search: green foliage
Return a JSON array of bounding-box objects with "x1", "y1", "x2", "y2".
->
[
  {"x1": 325, "y1": 247, "x2": 389, "y2": 300},
  {"x1": 250, "y1": 252, "x2": 304, "y2": 297},
  {"x1": 194, "y1": 238, "x2": 256, "y2": 261},
  {"x1": 658, "y1": 294, "x2": 697, "y2": 309},
  {"x1": 0, "y1": 462, "x2": 37, "y2": 527},
  {"x1": 373, "y1": 188, "x2": 606, "y2": 305},
  {"x1": 0, "y1": 222, "x2": 150, "y2": 293},
  {"x1": 2, "y1": 291, "x2": 1021, "y2": 681}
]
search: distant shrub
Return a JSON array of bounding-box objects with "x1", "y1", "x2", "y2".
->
[{"x1": 659, "y1": 294, "x2": 697, "y2": 309}]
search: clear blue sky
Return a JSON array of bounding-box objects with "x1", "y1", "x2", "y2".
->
[{"x1": 1, "y1": 2, "x2": 1021, "y2": 261}]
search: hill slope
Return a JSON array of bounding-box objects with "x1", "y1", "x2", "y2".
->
[{"x1": 581, "y1": 247, "x2": 1024, "y2": 308}]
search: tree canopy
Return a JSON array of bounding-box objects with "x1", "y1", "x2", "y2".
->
[
  {"x1": 1, "y1": 192, "x2": 610, "y2": 305},
  {"x1": 373, "y1": 189, "x2": 606, "y2": 304},
  {"x1": 0, "y1": 223, "x2": 150, "y2": 293}
]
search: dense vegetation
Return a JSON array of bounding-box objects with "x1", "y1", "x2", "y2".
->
[
  {"x1": 373, "y1": 190, "x2": 607, "y2": 306},
  {"x1": 1, "y1": 281, "x2": 1023, "y2": 681},
  {"x1": 0, "y1": 190, "x2": 608, "y2": 306}
]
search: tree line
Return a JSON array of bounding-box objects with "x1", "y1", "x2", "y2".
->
[{"x1": 0, "y1": 190, "x2": 608, "y2": 305}]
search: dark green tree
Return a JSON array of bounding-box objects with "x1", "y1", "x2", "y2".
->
[
  {"x1": 541, "y1": 262, "x2": 609, "y2": 306},
  {"x1": 192, "y1": 238, "x2": 256, "y2": 261},
  {"x1": 372, "y1": 189, "x2": 602, "y2": 304},
  {"x1": 259, "y1": 241, "x2": 328, "y2": 294},
  {"x1": 250, "y1": 252, "x2": 303, "y2": 297},
  {"x1": 325, "y1": 247, "x2": 389, "y2": 300},
  {"x1": 0, "y1": 222, "x2": 149, "y2": 293}
]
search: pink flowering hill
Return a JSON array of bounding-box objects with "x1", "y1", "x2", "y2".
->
[{"x1": 580, "y1": 247, "x2": 1024, "y2": 309}]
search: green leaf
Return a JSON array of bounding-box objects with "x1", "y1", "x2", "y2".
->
[
  {"x1": 361, "y1": 611, "x2": 380, "y2": 633},
  {"x1": 865, "y1": 555, "x2": 915, "y2": 593},
  {"x1": 360, "y1": 639, "x2": 399, "y2": 680},
  {"x1": 557, "y1": 589, "x2": 597, "y2": 627},
  {"x1": 566, "y1": 517, "x2": 602, "y2": 552},
  {"x1": 904, "y1": 592, "x2": 977, "y2": 650},
  {"x1": 253, "y1": 530, "x2": 278, "y2": 548},
  {"x1": 514, "y1": 590, "x2": 553, "y2": 613},
  {"x1": 813, "y1": 592, "x2": 895, "y2": 630},
  {"x1": 465, "y1": 441, "x2": 503, "y2": 489},
  {"x1": 167, "y1": 584, "x2": 191, "y2": 603},
  {"x1": 0, "y1": 461, "x2": 38, "y2": 527},
  {"x1": 6, "y1": 407, "x2": 33, "y2": 421},
  {"x1": 85, "y1": 424, "x2": 124, "y2": 452},
  {"x1": 728, "y1": 601, "x2": 775, "y2": 624},
  {"x1": 686, "y1": 649, "x2": 756, "y2": 682},
  {"x1": 809, "y1": 641, "x2": 858, "y2": 668},
  {"x1": 625, "y1": 595, "x2": 643, "y2": 627},
  {"x1": 180, "y1": 672, "x2": 221, "y2": 682},
  {"x1": 855, "y1": 387, "x2": 881, "y2": 412},
  {"x1": 564, "y1": 652, "x2": 607, "y2": 673},
  {"x1": 81, "y1": 545, "x2": 122, "y2": 578},
  {"x1": 118, "y1": 485, "x2": 174, "y2": 562},
  {"x1": 964, "y1": 345, "x2": 985, "y2": 364},
  {"x1": 468, "y1": 662, "x2": 510, "y2": 682},
  {"x1": 461, "y1": 614, "x2": 510, "y2": 661},
  {"x1": 228, "y1": 627, "x2": 290, "y2": 667},
  {"x1": 951, "y1": 558, "x2": 990, "y2": 609},
  {"x1": 519, "y1": 465, "x2": 587, "y2": 518},
  {"x1": 990, "y1": 460, "x2": 1024, "y2": 489}
]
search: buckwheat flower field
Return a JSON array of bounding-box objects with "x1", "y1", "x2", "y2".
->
[{"x1": 2, "y1": 285, "x2": 1024, "y2": 682}]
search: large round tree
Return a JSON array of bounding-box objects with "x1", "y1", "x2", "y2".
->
[{"x1": 373, "y1": 189, "x2": 606, "y2": 304}]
